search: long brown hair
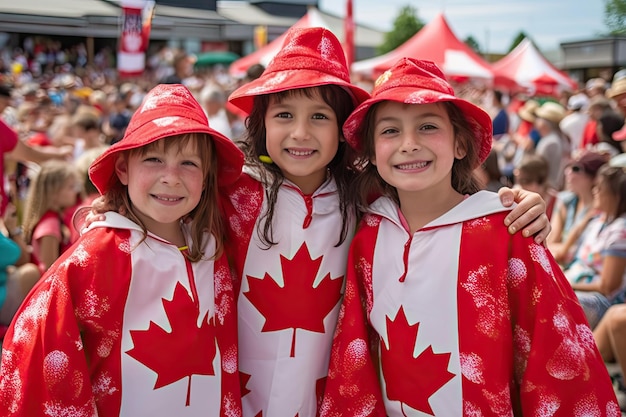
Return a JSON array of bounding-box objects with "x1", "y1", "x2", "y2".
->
[
  {"x1": 23, "y1": 160, "x2": 80, "y2": 243},
  {"x1": 354, "y1": 101, "x2": 482, "y2": 207},
  {"x1": 100, "y1": 133, "x2": 222, "y2": 262},
  {"x1": 596, "y1": 164, "x2": 626, "y2": 221},
  {"x1": 242, "y1": 85, "x2": 359, "y2": 247}
]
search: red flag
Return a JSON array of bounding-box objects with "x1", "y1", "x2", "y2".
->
[
  {"x1": 344, "y1": 0, "x2": 355, "y2": 71},
  {"x1": 118, "y1": 0, "x2": 147, "y2": 78}
]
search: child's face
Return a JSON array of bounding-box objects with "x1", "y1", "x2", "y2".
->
[
  {"x1": 115, "y1": 138, "x2": 205, "y2": 239},
  {"x1": 371, "y1": 101, "x2": 464, "y2": 197},
  {"x1": 264, "y1": 90, "x2": 340, "y2": 194},
  {"x1": 55, "y1": 175, "x2": 80, "y2": 210}
]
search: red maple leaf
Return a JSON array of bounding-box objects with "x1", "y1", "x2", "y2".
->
[
  {"x1": 381, "y1": 306, "x2": 455, "y2": 416},
  {"x1": 126, "y1": 281, "x2": 217, "y2": 406},
  {"x1": 244, "y1": 242, "x2": 343, "y2": 357}
]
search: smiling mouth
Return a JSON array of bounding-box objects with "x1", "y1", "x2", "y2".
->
[
  {"x1": 152, "y1": 195, "x2": 183, "y2": 202},
  {"x1": 287, "y1": 149, "x2": 315, "y2": 156},
  {"x1": 396, "y1": 161, "x2": 429, "y2": 169}
]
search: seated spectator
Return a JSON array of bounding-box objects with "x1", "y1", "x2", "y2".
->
[
  {"x1": 548, "y1": 151, "x2": 610, "y2": 265},
  {"x1": 513, "y1": 154, "x2": 558, "y2": 220},
  {"x1": 0, "y1": 200, "x2": 40, "y2": 327},
  {"x1": 22, "y1": 160, "x2": 81, "y2": 272},
  {"x1": 565, "y1": 164, "x2": 626, "y2": 328}
]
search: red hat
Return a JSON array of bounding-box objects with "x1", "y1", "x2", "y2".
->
[
  {"x1": 90, "y1": 84, "x2": 243, "y2": 194},
  {"x1": 343, "y1": 58, "x2": 493, "y2": 168},
  {"x1": 228, "y1": 26, "x2": 370, "y2": 115}
]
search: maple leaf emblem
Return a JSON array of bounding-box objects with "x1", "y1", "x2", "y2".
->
[
  {"x1": 244, "y1": 242, "x2": 343, "y2": 357},
  {"x1": 126, "y1": 281, "x2": 217, "y2": 406},
  {"x1": 381, "y1": 306, "x2": 455, "y2": 416}
]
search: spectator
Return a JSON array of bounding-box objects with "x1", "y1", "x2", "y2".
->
[
  {"x1": 534, "y1": 101, "x2": 571, "y2": 189},
  {"x1": 582, "y1": 96, "x2": 612, "y2": 150},
  {"x1": 476, "y1": 149, "x2": 510, "y2": 192},
  {"x1": 549, "y1": 151, "x2": 610, "y2": 265},
  {"x1": 596, "y1": 111, "x2": 625, "y2": 156},
  {"x1": 159, "y1": 50, "x2": 195, "y2": 85},
  {"x1": 565, "y1": 164, "x2": 626, "y2": 329},
  {"x1": 513, "y1": 154, "x2": 558, "y2": 220},
  {"x1": 491, "y1": 89, "x2": 510, "y2": 140},
  {"x1": 560, "y1": 93, "x2": 590, "y2": 153},
  {"x1": 0, "y1": 200, "x2": 40, "y2": 327},
  {"x1": 22, "y1": 160, "x2": 81, "y2": 272},
  {"x1": 198, "y1": 83, "x2": 233, "y2": 139}
]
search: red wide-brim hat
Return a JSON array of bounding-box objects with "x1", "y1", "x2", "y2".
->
[
  {"x1": 228, "y1": 26, "x2": 370, "y2": 115},
  {"x1": 90, "y1": 84, "x2": 243, "y2": 194},
  {"x1": 343, "y1": 58, "x2": 492, "y2": 168}
]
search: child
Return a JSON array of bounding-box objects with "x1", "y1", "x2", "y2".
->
[
  {"x1": 0, "y1": 84, "x2": 244, "y2": 416},
  {"x1": 321, "y1": 58, "x2": 618, "y2": 416},
  {"x1": 22, "y1": 159, "x2": 81, "y2": 271},
  {"x1": 224, "y1": 28, "x2": 552, "y2": 417},
  {"x1": 513, "y1": 154, "x2": 558, "y2": 220}
]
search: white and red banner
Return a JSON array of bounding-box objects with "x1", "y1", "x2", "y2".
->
[{"x1": 118, "y1": 0, "x2": 154, "y2": 78}]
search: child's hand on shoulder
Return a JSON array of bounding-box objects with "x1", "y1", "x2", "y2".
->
[{"x1": 498, "y1": 187, "x2": 551, "y2": 244}]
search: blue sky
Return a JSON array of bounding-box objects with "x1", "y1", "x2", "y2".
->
[{"x1": 318, "y1": 0, "x2": 607, "y2": 54}]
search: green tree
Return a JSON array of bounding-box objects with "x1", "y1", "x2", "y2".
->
[
  {"x1": 605, "y1": 0, "x2": 626, "y2": 34},
  {"x1": 465, "y1": 36, "x2": 481, "y2": 54},
  {"x1": 508, "y1": 31, "x2": 530, "y2": 53},
  {"x1": 377, "y1": 5, "x2": 424, "y2": 55}
]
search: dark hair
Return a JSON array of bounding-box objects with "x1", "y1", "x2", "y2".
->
[
  {"x1": 101, "y1": 133, "x2": 223, "y2": 262},
  {"x1": 355, "y1": 101, "x2": 482, "y2": 207},
  {"x1": 242, "y1": 85, "x2": 358, "y2": 247},
  {"x1": 596, "y1": 164, "x2": 626, "y2": 220}
]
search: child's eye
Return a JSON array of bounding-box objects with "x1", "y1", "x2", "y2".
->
[
  {"x1": 276, "y1": 112, "x2": 292, "y2": 119},
  {"x1": 144, "y1": 157, "x2": 161, "y2": 163},
  {"x1": 380, "y1": 127, "x2": 399, "y2": 135},
  {"x1": 182, "y1": 160, "x2": 200, "y2": 167},
  {"x1": 420, "y1": 123, "x2": 438, "y2": 131},
  {"x1": 312, "y1": 113, "x2": 329, "y2": 120}
]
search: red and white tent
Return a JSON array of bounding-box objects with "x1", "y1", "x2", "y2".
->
[
  {"x1": 351, "y1": 13, "x2": 493, "y2": 82},
  {"x1": 491, "y1": 38, "x2": 578, "y2": 96},
  {"x1": 228, "y1": 8, "x2": 329, "y2": 78}
]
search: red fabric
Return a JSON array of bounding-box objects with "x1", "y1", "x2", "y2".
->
[
  {"x1": 581, "y1": 119, "x2": 599, "y2": 149},
  {"x1": 352, "y1": 13, "x2": 493, "y2": 81},
  {"x1": 322, "y1": 210, "x2": 618, "y2": 416},
  {"x1": 89, "y1": 84, "x2": 243, "y2": 194},
  {"x1": 492, "y1": 39, "x2": 577, "y2": 97},
  {"x1": 344, "y1": 0, "x2": 354, "y2": 69},
  {"x1": 0, "y1": 224, "x2": 242, "y2": 416},
  {"x1": 0, "y1": 119, "x2": 19, "y2": 216},
  {"x1": 25, "y1": 131, "x2": 53, "y2": 147},
  {"x1": 343, "y1": 58, "x2": 492, "y2": 168},
  {"x1": 228, "y1": 27, "x2": 370, "y2": 115},
  {"x1": 228, "y1": 11, "x2": 313, "y2": 78},
  {"x1": 221, "y1": 173, "x2": 351, "y2": 416}
]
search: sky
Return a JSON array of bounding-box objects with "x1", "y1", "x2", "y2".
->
[{"x1": 318, "y1": 0, "x2": 607, "y2": 55}]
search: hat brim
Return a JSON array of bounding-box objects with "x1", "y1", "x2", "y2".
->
[
  {"x1": 228, "y1": 68, "x2": 371, "y2": 115},
  {"x1": 89, "y1": 118, "x2": 243, "y2": 195},
  {"x1": 343, "y1": 87, "x2": 493, "y2": 168}
]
